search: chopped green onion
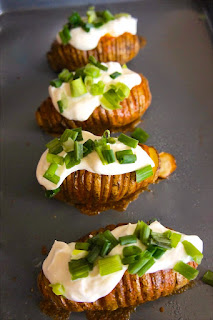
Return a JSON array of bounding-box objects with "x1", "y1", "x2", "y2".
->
[
  {"x1": 90, "y1": 81, "x2": 105, "y2": 96},
  {"x1": 112, "y1": 82, "x2": 130, "y2": 100},
  {"x1": 98, "y1": 255, "x2": 122, "y2": 276},
  {"x1": 147, "y1": 245, "x2": 157, "y2": 255},
  {"x1": 140, "y1": 222, "x2": 151, "y2": 245},
  {"x1": 86, "y1": 246, "x2": 101, "y2": 264},
  {"x1": 63, "y1": 138, "x2": 74, "y2": 153},
  {"x1": 116, "y1": 154, "x2": 137, "y2": 164},
  {"x1": 118, "y1": 133, "x2": 138, "y2": 148},
  {"x1": 46, "y1": 153, "x2": 64, "y2": 165},
  {"x1": 81, "y1": 22, "x2": 93, "y2": 32},
  {"x1": 87, "y1": 6, "x2": 97, "y2": 23},
  {"x1": 45, "y1": 187, "x2": 60, "y2": 198},
  {"x1": 64, "y1": 151, "x2": 80, "y2": 169},
  {"x1": 134, "y1": 221, "x2": 144, "y2": 238},
  {"x1": 102, "y1": 130, "x2": 110, "y2": 138},
  {"x1": 49, "y1": 283, "x2": 65, "y2": 296},
  {"x1": 60, "y1": 129, "x2": 78, "y2": 143},
  {"x1": 102, "y1": 149, "x2": 115, "y2": 164},
  {"x1": 75, "y1": 242, "x2": 90, "y2": 251},
  {"x1": 100, "y1": 95, "x2": 121, "y2": 110},
  {"x1": 122, "y1": 255, "x2": 138, "y2": 265},
  {"x1": 58, "y1": 69, "x2": 73, "y2": 82},
  {"x1": 101, "y1": 10, "x2": 115, "y2": 22},
  {"x1": 173, "y1": 261, "x2": 199, "y2": 280},
  {"x1": 115, "y1": 150, "x2": 133, "y2": 159},
  {"x1": 150, "y1": 231, "x2": 172, "y2": 249},
  {"x1": 43, "y1": 173, "x2": 60, "y2": 185},
  {"x1": 72, "y1": 127, "x2": 83, "y2": 141},
  {"x1": 102, "y1": 89, "x2": 121, "y2": 108},
  {"x1": 152, "y1": 247, "x2": 167, "y2": 259},
  {"x1": 94, "y1": 137, "x2": 107, "y2": 148},
  {"x1": 95, "y1": 146, "x2": 107, "y2": 165},
  {"x1": 59, "y1": 25, "x2": 71, "y2": 45},
  {"x1": 107, "y1": 137, "x2": 116, "y2": 144},
  {"x1": 57, "y1": 100, "x2": 64, "y2": 113},
  {"x1": 182, "y1": 240, "x2": 203, "y2": 264},
  {"x1": 70, "y1": 77, "x2": 87, "y2": 97},
  {"x1": 46, "y1": 138, "x2": 63, "y2": 155},
  {"x1": 137, "y1": 257, "x2": 155, "y2": 277},
  {"x1": 136, "y1": 165, "x2": 153, "y2": 183},
  {"x1": 50, "y1": 79, "x2": 63, "y2": 88},
  {"x1": 69, "y1": 258, "x2": 91, "y2": 280},
  {"x1": 103, "y1": 230, "x2": 119, "y2": 248},
  {"x1": 100, "y1": 241, "x2": 111, "y2": 257},
  {"x1": 74, "y1": 141, "x2": 83, "y2": 161},
  {"x1": 84, "y1": 64, "x2": 101, "y2": 78},
  {"x1": 119, "y1": 235, "x2": 137, "y2": 246},
  {"x1": 131, "y1": 127, "x2": 149, "y2": 144},
  {"x1": 83, "y1": 139, "x2": 94, "y2": 157},
  {"x1": 89, "y1": 56, "x2": 108, "y2": 71},
  {"x1": 74, "y1": 67, "x2": 85, "y2": 80},
  {"x1": 202, "y1": 270, "x2": 213, "y2": 286},
  {"x1": 110, "y1": 72, "x2": 121, "y2": 79},
  {"x1": 72, "y1": 249, "x2": 88, "y2": 257},
  {"x1": 171, "y1": 232, "x2": 181, "y2": 248},
  {"x1": 68, "y1": 12, "x2": 82, "y2": 28},
  {"x1": 123, "y1": 245, "x2": 142, "y2": 257},
  {"x1": 84, "y1": 75, "x2": 93, "y2": 89},
  {"x1": 128, "y1": 250, "x2": 152, "y2": 274},
  {"x1": 43, "y1": 163, "x2": 57, "y2": 177}
]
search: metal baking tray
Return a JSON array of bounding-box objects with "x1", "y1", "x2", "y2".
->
[{"x1": 1, "y1": 0, "x2": 213, "y2": 319}]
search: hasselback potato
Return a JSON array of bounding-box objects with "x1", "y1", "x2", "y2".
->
[{"x1": 36, "y1": 74, "x2": 151, "y2": 136}]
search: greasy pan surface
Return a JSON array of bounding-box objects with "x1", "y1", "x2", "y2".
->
[{"x1": 1, "y1": 0, "x2": 213, "y2": 319}]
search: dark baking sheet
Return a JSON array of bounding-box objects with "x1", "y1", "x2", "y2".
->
[{"x1": 1, "y1": 0, "x2": 213, "y2": 319}]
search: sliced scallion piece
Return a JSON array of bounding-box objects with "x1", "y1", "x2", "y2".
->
[
  {"x1": 98, "y1": 255, "x2": 122, "y2": 276},
  {"x1": 137, "y1": 257, "x2": 155, "y2": 277},
  {"x1": 140, "y1": 222, "x2": 151, "y2": 245},
  {"x1": 122, "y1": 255, "x2": 138, "y2": 265},
  {"x1": 46, "y1": 153, "x2": 64, "y2": 165},
  {"x1": 43, "y1": 163, "x2": 58, "y2": 178},
  {"x1": 58, "y1": 69, "x2": 73, "y2": 82},
  {"x1": 103, "y1": 230, "x2": 119, "y2": 248},
  {"x1": 100, "y1": 95, "x2": 121, "y2": 110},
  {"x1": 64, "y1": 151, "x2": 80, "y2": 169},
  {"x1": 89, "y1": 55, "x2": 108, "y2": 71},
  {"x1": 182, "y1": 240, "x2": 203, "y2": 264},
  {"x1": 90, "y1": 81, "x2": 105, "y2": 96},
  {"x1": 68, "y1": 12, "x2": 82, "y2": 28},
  {"x1": 136, "y1": 165, "x2": 153, "y2": 183},
  {"x1": 107, "y1": 137, "x2": 116, "y2": 144},
  {"x1": 112, "y1": 82, "x2": 130, "y2": 100},
  {"x1": 46, "y1": 138, "x2": 63, "y2": 155},
  {"x1": 72, "y1": 127, "x2": 83, "y2": 141},
  {"x1": 128, "y1": 250, "x2": 152, "y2": 274},
  {"x1": 84, "y1": 64, "x2": 101, "y2": 78},
  {"x1": 110, "y1": 71, "x2": 122, "y2": 79},
  {"x1": 202, "y1": 270, "x2": 213, "y2": 286},
  {"x1": 60, "y1": 129, "x2": 78, "y2": 143},
  {"x1": 72, "y1": 249, "x2": 88, "y2": 257},
  {"x1": 131, "y1": 127, "x2": 149, "y2": 144},
  {"x1": 74, "y1": 141, "x2": 83, "y2": 161},
  {"x1": 45, "y1": 187, "x2": 60, "y2": 198},
  {"x1": 123, "y1": 245, "x2": 142, "y2": 257},
  {"x1": 173, "y1": 261, "x2": 199, "y2": 280},
  {"x1": 87, "y1": 6, "x2": 96, "y2": 23},
  {"x1": 100, "y1": 241, "x2": 111, "y2": 257},
  {"x1": 150, "y1": 231, "x2": 172, "y2": 249},
  {"x1": 171, "y1": 232, "x2": 181, "y2": 248},
  {"x1": 116, "y1": 154, "x2": 137, "y2": 164},
  {"x1": 63, "y1": 138, "x2": 74, "y2": 153},
  {"x1": 49, "y1": 283, "x2": 65, "y2": 296},
  {"x1": 59, "y1": 25, "x2": 71, "y2": 45},
  {"x1": 115, "y1": 149, "x2": 133, "y2": 159},
  {"x1": 43, "y1": 172, "x2": 60, "y2": 185},
  {"x1": 70, "y1": 77, "x2": 87, "y2": 97},
  {"x1": 81, "y1": 22, "x2": 93, "y2": 32},
  {"x1": 119, "y1": 235, "x2": 137, "y2": 246},
  {"x1": 118, "y1": 133, "x2": 138, "y2": 148},
  {"x1": 95, "y1": 146, "x2": 107, "y2": 165},
  {"x1": 134, "y1": 221, "x2": 144, "y2": 239},
  {"x1": 86, "y1": 246, "x2": 101, "y2": 264},
  {"x1": 69, "y1": 258, "x2": 91, "y2": 280},
  {"x1": 83, "y1": 139, "x2": 94, "y2": 157},
  {"x1": 84, "y1": 75, "x2": 93, "y2": 90},
  {"x1": 102, "y1": 149, "x2": 115, "y2": 164},
  {"x1": 152, "y1": 247, "x2": 167, "y2": 259},
  {"x1": 101, "y1": 10, "x2": 115, "y2": 22},
  {"x1": 75, "y1": 242, "x2": 90, "y2": 251},
  {"x1": 50, "y1": 79, "x2": 63, "y2": 88}
]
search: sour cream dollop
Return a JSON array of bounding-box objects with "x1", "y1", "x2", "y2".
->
[
  {"x1": 36, "y1": 131, "x2": 155, "y2": 190},
  {"x1": 43, "y1": 221, "x2": 203, "y2": 303},
  {"x1": 49, "y1": 62, "x2": 141, "y2": 122},
  {"x1": 56, "y1": 16, "x2": 137, "y2": 51}
]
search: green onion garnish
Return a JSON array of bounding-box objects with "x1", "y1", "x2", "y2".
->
[
  {"x1": 140, "y1": 222, "x2": 151, "y2": 245},
  {"x1": 45, "y1": 187, "x2": 61, "y2": 198},
  {"x1": 128, "y1": 250, "x2": 152, "y2": 274},
  {"x1": 46, "y1": 138, "x2": 63, "y2": 155},
  {"x1": 64, "y1": 151, "x2": 80, "y2": 169},
  {"x1": 69, "y1": 258, "x2": 91, "y2": 280},
  {"x1": 72, "y1": 127, "x2": 83, "y2": 141},
  {"x1": 152, "y1": 247, "x2": 167, "y2": 259},
  {"x1": 110, "y1": 72, "x2": 122, "y2": 79},
  {"x1": 136, "y1": 165, "x2": 153, "y2": 183},
  {"x1": 115, "y1": 149, "x2": 133, "y2": 159},
  {"x1": 59, "y1": 25, "x2": 71, "y2": 45},
  {"x1": 150, "y1": 231, "x2": 172, "y2": 249},
  {"x1": 83, "y1": 139, "x2": 94, "y2": 157},
  {"x1": 100, "y1": 241, "x2": 111, "y2": 257},
  {"x1": 107, "y1": 137, "x2": 116, "y2": 144},
  {"x1": 202, "y1": 270, "x2": 213, "y2": 286},
  {"x1": 118, "y1": 133, "x2": 138, "y2": 148},
  {"x1": 98, "y1": 255, "x2": 122, "y2": 276},
  {"x1": 89, "y1": 56, "x2": 108, "y2": 71},
  {"x1": 113, "y1": 82, "x2": 130, "y2": 100},
  {"x1": 46, "y1": 153, "x2": 64, "y2": 166},
  {"x1": 102, "y1": 89, "x2": 121, "y2": 108},
  {"x1": 95, "y1": 146, "x2": 107, "y2": 165},
  {"x1": 90, "y1": 81, "x2": 105, "y2": 96},
  {"x1": 146, "y1": 244, "x2": 157, "y2": 255},
  {"x1": 101, "y1": 10, "x2": 115, "y2": 22},
  {"x1": 68, "y1": 12, "x2": 82, "y2": 28},
  {"x1": 74, "y1": 141, "x2": 83, "y2": 161},
  {"x1": 137, "y1": 257, "x2": 155, "y2": 277},
  {"x1": 60, "y1": 129, "x2": 78, "y2": 143},
  {"x1": 123, "y1": 245, "x2": 142, "y2": 257},
  {"x1": 173, "y1": 261, "x2": 199, "y2": 280},
  {"x1": 131, "y1": 127, "x2": 149, "y2": 144},
  {"x1": 102, "y1": 149, "x2": 115, "y2": 164},
  {"x1": 49, "y1": 283, "x2": 65, "y2": 296},
  {"x1": 87, "y1": 6, "x2": 96, "y2": 23},
  {"x1": 116, "y1": 154, "x2": 137, "y2": 164},
  {"x1": 103, "y1": 230, "x2": 119, "y2": 248},
  {"x1": 84, "y1": 75, "x2": 93, "y2": 89},
  {"x1": 50, "y1": 79, "x2": 63, "y2": 88},
  {"x1": 43, "y1": 163, "x2": 60, "y2": 184},
  {"x1": 182, "y1": 240, "x2": 203, "y2": 264},
  {"x1": 134, "y1": 221, "x2": 144, "y2": 238},
  {"x1": 57, "y1": 100, "x2": 64, "y2": 113},
  {"x1": 58, "y1": 69, "x2": 73, "y2": 82},
  {"x1": 122, "y1": 255, "x2": 138, "y2": 265},
  {"x1": 74, "y1": 67, "x2": 85, "y2": 80},
  {"x1": 171, "y1": 232, "x2": 181, "y2": 248},
  {"x1": 75, "y1": 242, "x2": 90, "y2": 251},
  {"x1": 84, "y1": 64, "x2": 101, "y2": 78},
  {"x1": 119, "y1": 235, "x2": 137, "y2": 246},
  {"x1": 86, "y1": 246, "x2": 101, "y2": 264},
  {"x1": 81, "y1": 22, "x2": 93, "y2": 32},
  {"x1": 70, "y1": 77, "x2": 87, "y2": 97}
]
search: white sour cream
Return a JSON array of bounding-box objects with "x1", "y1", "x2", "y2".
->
[
  {"x1": 36, "y1": 131, "x2": 155, "y2": 190},
  {"x1": 43, "y1": 221, "x2": 203, "y2": 303},
  {"x1": 49, "y1": 62, "x2": 141, "y2": 122},
  {"x1": 56, "y1": 16, "x2": 137, "y2": 50}
]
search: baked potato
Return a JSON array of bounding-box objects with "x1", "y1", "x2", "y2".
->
[{"x1": 35, "y1": 73, "x2": 151, "y2": 136}]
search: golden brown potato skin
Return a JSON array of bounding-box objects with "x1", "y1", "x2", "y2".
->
[
  {"x1": 53, "y1": 145, "x2": 159, "y2": 215},
  {"x1": 47, "y1": 33, "x2": 146, "y2": 72},
  {"x1": 38, "y1": 223, "x2": 197, "y2": 313},
  {"x1": 35, "y1": 74, "x2": 151, "y2": 136}
]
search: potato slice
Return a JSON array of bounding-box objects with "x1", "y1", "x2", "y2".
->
[{"x1": 158, "y1": 152, "x2": 177, "y2": 179}]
